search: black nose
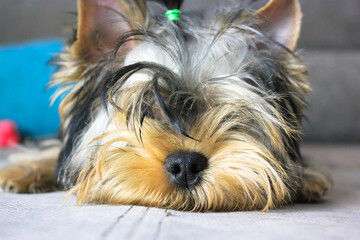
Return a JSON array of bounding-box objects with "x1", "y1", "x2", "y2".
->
[{"x1": 164, "y1": 152, "x2": 208, "y2": 188}]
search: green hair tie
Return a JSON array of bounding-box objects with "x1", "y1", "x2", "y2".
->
[{"x1": 165, "y1": 9, "x2": 181, "y2": 22}]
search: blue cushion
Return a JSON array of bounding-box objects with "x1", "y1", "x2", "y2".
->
[{"x1": 0, "y1": 40, "x2": 64, "y2": 137}]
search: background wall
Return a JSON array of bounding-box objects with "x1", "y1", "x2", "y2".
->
[{"x1": 0, "y1": 0, "x2": 359, "y2": 142}]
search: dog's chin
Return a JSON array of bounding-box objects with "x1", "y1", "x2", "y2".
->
[{"x1": 69, "y1": 110, "x2": 299, "y2": 212}]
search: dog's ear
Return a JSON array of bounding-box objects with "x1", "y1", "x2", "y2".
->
[
  {"x1": 255, "y1": 0, "x2": 302, "y2": 51},
  {"x1": 74, "y1": 0, "x2": 147, "y2": 61}
]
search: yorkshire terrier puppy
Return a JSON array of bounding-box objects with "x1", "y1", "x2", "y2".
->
[{"x1": 0, "y1": 0, "x2": 332, "y2": 211}]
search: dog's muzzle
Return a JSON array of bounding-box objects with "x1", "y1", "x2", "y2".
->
[{"x1": 164, "y1": 151, "x2": 208, "y2": 188}]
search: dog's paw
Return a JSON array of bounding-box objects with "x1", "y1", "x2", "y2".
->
[
  {"x1": 0, "y1": 160, "x2": 57, "y2": 193},
  {"x1": 298, "y1": 168, "x2": 333, "y2": 202}
]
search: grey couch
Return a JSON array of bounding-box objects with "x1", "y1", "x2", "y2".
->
[{"x1": 1, "y1": 0, "x2": 359, "y2": 142}]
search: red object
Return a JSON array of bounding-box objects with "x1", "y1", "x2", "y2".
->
[{"x1": 0, "y1": 120, "x2": 20, "y2": 148}]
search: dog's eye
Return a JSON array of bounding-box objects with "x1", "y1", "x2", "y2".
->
[{"x1": 145, "y1": 112, "x2": 156, "y2": 120}]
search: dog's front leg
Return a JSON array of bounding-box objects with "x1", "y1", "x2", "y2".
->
[
  {"x1": 297, "y1": 168, "x2": 333, "y2": 202},
  {"x1": 0, "y1": 146, "x2": 60, "y2": 193}
]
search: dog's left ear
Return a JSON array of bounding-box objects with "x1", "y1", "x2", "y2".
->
[
  {"x1": 255, "y1": 0, "x2": 302, "y2": 51},
  {"x1": 74, "y1": 0, "x2": 147, "y2": 61}
]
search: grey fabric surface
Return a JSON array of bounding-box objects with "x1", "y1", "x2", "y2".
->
[
  {"x1": 1, "y1": 1, "x2": 360, "y2": 143},
  {"x1": 0, "y1": 144, "x2": 359, "y2": 240},
  {"x1": 303, "y1": 50, "x2": 360, "y2": 142},
  {"x1": 1, "y1": 0, "x2": 360, "y2": 142}
]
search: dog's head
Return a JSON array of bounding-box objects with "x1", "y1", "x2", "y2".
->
[{"x1": 55, "y1": 0, "x2": 310, "y2": 211}]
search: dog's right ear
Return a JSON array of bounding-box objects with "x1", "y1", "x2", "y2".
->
[
  {"x1": 73, "y1": 0, "x2": 147, "y2": 61},
  {"x1": 255, "y1": 0, "x2": 302, "y2": 51}
]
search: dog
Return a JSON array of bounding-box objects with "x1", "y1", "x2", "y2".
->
[{"x1": 0, "y1": 0, "x2": 332, "y2": 211}]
